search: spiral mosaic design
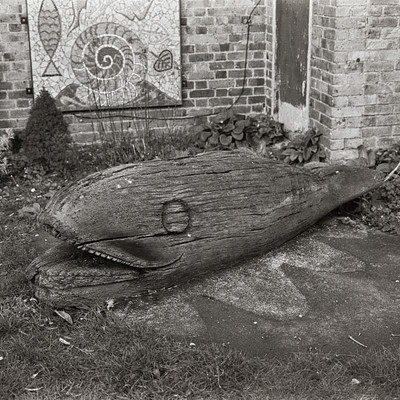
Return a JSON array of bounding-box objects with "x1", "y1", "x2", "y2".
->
[{"x1": 70, "y1": 22, "x2": 146, "y2": 93}]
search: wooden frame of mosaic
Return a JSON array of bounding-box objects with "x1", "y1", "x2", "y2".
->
[{"x1": 26, "y1": 0, "x2": 182, "y2": 111}]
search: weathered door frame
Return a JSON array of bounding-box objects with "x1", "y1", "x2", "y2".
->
[{"x1": 271, "y1": 0, "x2": 313, "y2": 133}]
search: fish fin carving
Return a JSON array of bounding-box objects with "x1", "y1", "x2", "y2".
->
[
  {"x1": 69, "y1": 0, "x2": 89, "y2": 33},
  {"x1": 115, "y1": 0, "x2": 155, "y2": 21},
  {"x1": 42, "y1": 60, "x2": 61, "y2": 77}
]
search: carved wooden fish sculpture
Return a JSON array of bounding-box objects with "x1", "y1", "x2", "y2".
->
[{"x1": 27, "y1": 151, "x2": 383, "y2": 307}]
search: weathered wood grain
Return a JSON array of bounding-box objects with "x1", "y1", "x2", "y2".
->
[{"x1": 27, "y1": 151, "x2": 383, "y2": 307}]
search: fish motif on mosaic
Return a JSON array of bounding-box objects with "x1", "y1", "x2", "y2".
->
[
  {"x1": 38, "y1": 0, "x2": 62, "y2": 77},
  {"x1": 27, "y1": 0, "x2": 182, "y2": 111}
]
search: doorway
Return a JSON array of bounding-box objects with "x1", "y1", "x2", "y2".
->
[{"x1": 275, "y1": 0, "x2": 312, "y2": 132}]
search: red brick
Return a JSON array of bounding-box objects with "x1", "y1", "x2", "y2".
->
[
  {"x1": 9, "y1": 108, "x2": 29, "y2": 118},
  {"x1": 362, "y1": 126, "x2": 393, "y2": 137},
  {"x1": 183, "y1": 81, "x2": 194, "y2": 90},
  {"x1": 182, "y1": 44, "x2": 194, "y2": 53},
  {"x1": 214, "y1": 53, "x2": 226, "y2": 61},
  {"x1": 16, "y1": 99, "x2": 32, "y2": 107},
  {"x1": 368, "y1": 17, "x2": 398, "y2": 27},
  {"x1": 209, "y1": 61, "x2": 234, "y2": 70},
  {"x1": 189, "y1": 89, "x2": 214, "y2": 98},
  {"x1": 320, "y1": 114, "x2": 332, "y2": 129},
  {"x1": 248, "y1": 60, "x2": 265, "y2": 68},
  {"x1": 194, "y1": 99, "x2": 209, "y2": 107},
  {"x1": 195, "y1": 81, "x2": 208, "y2": 89},
  {"x1": 249, "y1": 42, "x2": 266, "y2": 50},
  {"x1": 0, "y1": 82, "x2": 12, "y2": 90},
  {"x1": 195, "y1": 26, "x2": 207, "y2": 34},
  {"x1": 216, "y1": 89, "x2": 227, "y2": 96},
  {"x1": 181, "y1": 99, "x2": 195, "y2": 108},
  {"x1": 7, "y1": 89, "x2": 29, "y2": 99},
  {"x1": 247, "y1": 95, "x2": 265, "y2": 104},
  {"x1": 228, "y1": 88, "x2": 252, "y2": 96},
  {"x1": 228, "y1": 70, "x2": 248, "y2": 79},
  {"x1": 228, "y1": 34, "x2": 242, "y2": 42},
  {"x1": 249, "y1": 24, "x2": 267, "y2": 33},
  {"x1": 227, "y1": 52, "x2": 245, "y2": 61},
  {"x1": 383, "y1": 6, "x2": 400, "y2": 15},
  {"x1": 188, "y1": 53, "x2": 214, "y2": 62},
  {"x1": 0, "y1": 14, "x2": 17, "y2": 23},
  {"x1": 209, "y1": 97, "x2": 233, "y2": 106},
  {"x1": 0, "y1": 63, "x2": 10, "y2": 71},
  {"x1": 0, "y1": 119, "x2": 17, "y2": 128},
  {"x1": 194, "y1": 8, "x2": 206, "y2": 17},
  {"x1": 230, "y1": 105, "x2": 251, "y2": 114},
  {"x1": 253, "y1": 69, "x2": 265, "y2": 77}
]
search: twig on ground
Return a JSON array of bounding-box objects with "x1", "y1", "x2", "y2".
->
[
  {"x1": 384, "y1": 160, "x2": 400, "y2": 183},
  {"x1": 348, "y1": 335, "x2": 367, "y2": 348}
]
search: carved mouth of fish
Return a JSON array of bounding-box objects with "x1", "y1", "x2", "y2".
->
[{"x1": 42, "y1": 224, "x2": 183, "y2": 269}]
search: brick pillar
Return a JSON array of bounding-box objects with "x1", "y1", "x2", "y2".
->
[
  {"x1": 0, "y1": 0, "x2": 32, "y2": 137},
  {"x1": 310, "y1": 0, "x2": 400, "y2": 162}
]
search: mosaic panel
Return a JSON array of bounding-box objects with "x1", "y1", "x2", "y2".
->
[{"x1": 26, "y1": 0, "x2": 182, "y2": 111}]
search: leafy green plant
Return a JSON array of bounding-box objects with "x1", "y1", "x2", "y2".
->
[
  {"x1": 280, "y1": 129, "x2": 326, "y2": 165},
  {"x1": 0, "y1": 129, "x2": 13, "y2": 176},
  {"x1": 19, "y1": 89, "x2": 74, "y2": 175},
  {"x1": 348, "y1": 142, "x2": 400, "y2": 235},
  {"x1": 358, "y1": 177, "x2": 400, "y2": 235},
  {"x1": 375, "y1": 143, "x2": 400, "y2": 174},
  {"x1": 193, "y1": 110, "x2": 284, "y2": 153},
  {"x1": 0, "y1": 129, "x2": 27, "y2": 184}
]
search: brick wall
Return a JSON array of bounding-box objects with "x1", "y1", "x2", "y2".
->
[
  {"x1": 0, "y1": 0, "x2": 31, "y2": 136},
  {"x1": 2, "y1": 0, "x2": 399, "y2": 161},
  {"x1": 361, "y1": 0, "x2": 400, "y2": 151},
  {"x1": 310, "y1": 0, "x2": 336, "y2": 152},
  {"x1": 0, "y1": 0, "x2": 268, "y2": 143},
  {"x1": 309, "y1": 0, "x2": 400, "y2": 161}
]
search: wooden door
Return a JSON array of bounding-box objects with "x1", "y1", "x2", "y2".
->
[{"x1": 276, "y1": 0, "x2": 310, "y2": 132}]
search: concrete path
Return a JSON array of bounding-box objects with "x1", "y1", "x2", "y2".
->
[{"x1": 113, "y1": 217, "x2": 400, "y2": 357}]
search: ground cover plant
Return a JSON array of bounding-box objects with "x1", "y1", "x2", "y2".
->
[
  {"x1": 1, "y1": 98, "x2": 400, "y2": 398},
  {"x1": 342, "y1": 142, "x2": 400, "y2": 235}
]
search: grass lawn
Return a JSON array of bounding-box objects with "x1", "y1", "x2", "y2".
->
[{"x1": 1, "y1": 174, "x2": 400, "y2": 400}]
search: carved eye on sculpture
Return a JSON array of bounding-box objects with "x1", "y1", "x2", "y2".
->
[{"x1": 161, "y1": 200, "x2": 190, "y2": 233}]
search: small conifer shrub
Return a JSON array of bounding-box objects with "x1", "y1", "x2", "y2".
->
[{"x1": 20, "y1": 88, "x2": 73, "y2": 174}]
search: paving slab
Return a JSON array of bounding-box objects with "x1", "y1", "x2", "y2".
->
[{"x1": 114, "y1": 217, "x2": 400, "y2": 357}]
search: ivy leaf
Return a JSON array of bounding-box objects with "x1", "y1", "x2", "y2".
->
[
  {"x1": 219, "y1": 134, "x2": 232, "y2": 146},
  {"x1": 303, "y1": 146, "x2": 313, "y2": 161},
  {"x1": 55, "y1": 310, "x2": 73, "y2": 325},
  {"x1": 222, "y1": 123, "x2": 235, "y2": 133}
]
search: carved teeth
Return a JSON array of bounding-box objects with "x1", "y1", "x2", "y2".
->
[{"x1": 75, "y1": 244, "x2": 135, "y2": 267}]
